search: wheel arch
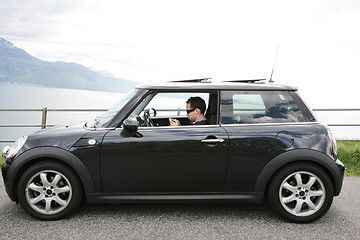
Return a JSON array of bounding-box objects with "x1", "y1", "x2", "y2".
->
[
  {"x1": 5, "y1": 147, "x2": 95, "y2": 202},
  {"x1": 254, "y1": 149, "x2": 343, "y2": 196}
]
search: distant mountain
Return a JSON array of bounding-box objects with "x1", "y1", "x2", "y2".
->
[{"x1": 0, "y1": 37, "x2": 138, "y2": 92}]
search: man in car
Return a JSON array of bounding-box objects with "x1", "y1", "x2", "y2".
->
[{"x1": 169, "y1": 96, "x2": 208, "y2": 126}]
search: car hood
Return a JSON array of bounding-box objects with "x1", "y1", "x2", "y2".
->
[{"x1": 23, "y1": 124, "x2": 89, "y2": 151}]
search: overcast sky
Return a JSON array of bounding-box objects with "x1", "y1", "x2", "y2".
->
[{"x1": 1, "y1": 0, "x2": 360, "y2": 108}]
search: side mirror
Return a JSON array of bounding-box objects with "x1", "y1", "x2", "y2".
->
[{"x1": 123, "y1": 118, "x2": 139, "y2": 132}]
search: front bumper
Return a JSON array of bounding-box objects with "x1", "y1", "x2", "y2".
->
[
  {"x1": 1, "y1": 161, "x2": 10, "y2": 184},
  {"x1": 1, "y1": 160, "x2": 14, "y2": 202}
]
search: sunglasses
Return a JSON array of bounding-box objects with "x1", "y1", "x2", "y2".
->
[{"x1": 186, "y1": 108, "x2": 196, "y2": 114}]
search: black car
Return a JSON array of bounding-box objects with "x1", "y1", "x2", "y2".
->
[{"x1": 1, "y1": 79, "x2": 344, "y2": 222}]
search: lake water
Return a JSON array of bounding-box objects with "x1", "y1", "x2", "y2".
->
[
  {"x1": 0, "y1": 82, "x2": 359, "y2": 149},
  {"x1": 0, "y1": 83, "x2": 125, "y2": 149}
]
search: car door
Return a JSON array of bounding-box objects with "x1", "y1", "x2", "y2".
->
[{"x1": 101, "y1": 125, "x2": 229, "y2": 193}]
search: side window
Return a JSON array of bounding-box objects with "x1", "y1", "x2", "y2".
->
[
  {"x1": 221, "y1": 91, "x2": 308, "y2": 124},
  {"x1": 145, "y1": 93, "x2": 209, "y2": 118},
  {"x1": 232, "y1": 94, "x2": 266, "y2": 123},
  {"x1": 129, "y1": 92, "x2": 213, "y2": 127}
]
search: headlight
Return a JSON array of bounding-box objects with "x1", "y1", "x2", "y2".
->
[
  {"x1": 2, "y1": 146, "x2": 11, "y2": 158},
  {"x1": 2, "y1": 136, "x2": 28, "y2": 160}
]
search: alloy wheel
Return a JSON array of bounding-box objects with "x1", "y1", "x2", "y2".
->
[
  {"x1": 25, "y1": 170, "x2": 73, "y2": 215},
  {"x1": 279, "y1": 171, "x2": 326, "y2": 217}
]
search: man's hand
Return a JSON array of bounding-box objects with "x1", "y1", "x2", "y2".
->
[{"x1": 169, "y1": 118, "x2": 180, "y2": 126}]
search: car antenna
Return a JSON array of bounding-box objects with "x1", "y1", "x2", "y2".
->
[{"x1": 269, "y1": 45, "x2": 280, "y2": 83}]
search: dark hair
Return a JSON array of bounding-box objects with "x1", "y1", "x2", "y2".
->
[{"x1": 186, "y1": 96, "x2": 206, "y2": 114}]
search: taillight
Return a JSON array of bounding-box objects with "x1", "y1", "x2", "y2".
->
[{"x1": 327, "y1": 129, "x2": 337, "y2": 156}]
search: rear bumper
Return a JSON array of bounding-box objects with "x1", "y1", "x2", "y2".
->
[{"x1": 334, "y1": 159, "x2": 345, "y2": 196}]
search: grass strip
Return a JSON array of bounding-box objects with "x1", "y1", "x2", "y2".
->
[{"x1": 337, "y1": 141, "x2": 360, "y2": 176}]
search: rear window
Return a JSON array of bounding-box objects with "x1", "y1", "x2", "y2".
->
[{"x1": 221, "y1": 91, "x2": 312, "y2": 124}]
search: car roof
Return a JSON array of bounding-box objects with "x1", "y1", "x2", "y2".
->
[{"x1": 136, "y1": 80, "x2": 298, "y2": 91}]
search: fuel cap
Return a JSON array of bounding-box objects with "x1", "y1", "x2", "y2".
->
[{"x1": 275, "y1": 131, "x2": 294, "y2": 149}]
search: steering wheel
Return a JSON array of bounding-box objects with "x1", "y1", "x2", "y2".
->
[
  {"x1": 135, "y1": 116, "x2": 146, "y2": 127},
  {"x1": 143, "y1": 108, "x2": 156, "y2": 127}
]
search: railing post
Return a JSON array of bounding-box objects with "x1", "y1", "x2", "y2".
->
[
  {"x1": 177, "y1": 108, "x2": 181, "y2": 116},
  {"x1": 41, "y1": 107, "x2": 47, "y2": 129}
]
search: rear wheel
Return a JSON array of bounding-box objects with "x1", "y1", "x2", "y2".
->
[
  {"x1": 268, "y1": 163, "x2": 334, "y2": 223},
  {"x1": 17, "y1": 160, "x2": 82, "y2": 220}
]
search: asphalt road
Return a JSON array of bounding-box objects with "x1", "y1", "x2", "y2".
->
[{"x1": 0, "y1": 176, "x2": 359, "y2": 240}]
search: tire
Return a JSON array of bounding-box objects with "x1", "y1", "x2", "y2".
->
[
  {"x1": 17, "y1": 160, "x2": 83, "y2": 220},
  {"x1": 267, "y1": 163, "x2": 334, "y2": 223}
]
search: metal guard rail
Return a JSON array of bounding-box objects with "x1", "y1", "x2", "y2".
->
[{"x1": 1, "y1": 108, "x2": 360, "y2": 143}]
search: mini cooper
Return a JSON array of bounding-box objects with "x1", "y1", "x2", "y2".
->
[{"x1": 1, "y1": 79, "x2": 344, "y2": 222}]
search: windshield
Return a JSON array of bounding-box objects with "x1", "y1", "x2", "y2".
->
[{"x1": 92, "y1": 89, "x2": 140, "y2": 128}]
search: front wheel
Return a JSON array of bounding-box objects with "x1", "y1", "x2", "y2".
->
[
  {"x1": 267, "y1": 163, "x2": 334, "y2": 223},
  {"x1": 17, "y1": 160, "x2": 82, "y2": 220}
]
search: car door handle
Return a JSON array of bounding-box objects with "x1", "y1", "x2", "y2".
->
[{"x1": 201, "y1": 138, "x2": 225, "y2": 143}]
